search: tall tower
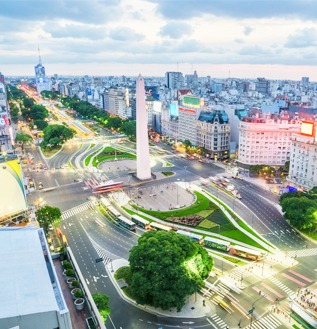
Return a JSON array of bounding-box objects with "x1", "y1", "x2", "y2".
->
[
  {"x1": 34, "y1": 47, "x2": 51, "y2": 95},
  {"x1": 136, "y1": 74, "x2": 151, "y2": 180}
]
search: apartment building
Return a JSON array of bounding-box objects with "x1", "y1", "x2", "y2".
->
[
  {"x1": 238, "y1": 113, "x2": 301, "y2": 167},
  {"x1": 288, "y1": 121, "x2": 317, "y2": 189}
]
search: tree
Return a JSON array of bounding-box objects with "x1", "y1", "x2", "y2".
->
[
  {"x1": 36, "y1": 205, "x2": 62, "y2": 234},
  {"x1": 92, "y1": 293, "x2": 110, "y2": 322},
  {"x1": 33, "y1": 119, "x2": 48, "y2": 131},
  {"x1": 29, "y1": 104, "x2": 49, "y2": 120},
  {"x1": 280, "y1": 196, "x2": 317, "y2": 229},
  {"x1": 120, "y1": 120, "x2": 136, "y2": 138},
  {"x1": 128, "y1": 231, "x2": 213, "y2": 311},
  {"x1": 106, "y1": 116, "x2": 123, "y2": 130},
  {"x1": 43, "y1": 124, "x2": 74, "y2": 147},
  {"x1": 15, "y1": 132, "x2": 33, "y2": 150}
]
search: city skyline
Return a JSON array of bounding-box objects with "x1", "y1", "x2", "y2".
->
[{"x1": 2, "y1": 0, "x2": 317, "y2": 80}]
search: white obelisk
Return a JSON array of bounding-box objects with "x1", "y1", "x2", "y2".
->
[{"x1": 136, "y1": 74, "x2": 151, "y2": 180}]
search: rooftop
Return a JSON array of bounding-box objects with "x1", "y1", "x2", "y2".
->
[{"x1": 0, "y1": 228, "x2": 59, "y2": 319}]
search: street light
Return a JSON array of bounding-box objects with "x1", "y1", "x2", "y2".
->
[
  {"x1": 184, "y1": 166, "x2": 187, "y2": 188},
  {"x1": 176, "y1": 179, "x2": 180, "y2": 208}
]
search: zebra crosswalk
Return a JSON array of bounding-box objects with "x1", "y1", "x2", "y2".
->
[
  {"x1": 268, "y1": 277, "x2": 294, "y2": 297},
  {"x1": 209, "y1": 314, "x2": 229, "y2": 328},
  {"x1": 287, "y1": 247, "x2": 317, "y2": 258},
  {"x1": 227, "y1": 266, "x2": 253, "y2": 282},
  {"x1": 62, "y1": 202, "x2": 94, "y2": 220},
  {"x1": 245, "y1": 314, "x2": 282, "y2": 329}
]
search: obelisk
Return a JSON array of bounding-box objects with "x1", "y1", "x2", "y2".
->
[{"x1": 136, "y1": 74, "x2": 151, "y2": 180}]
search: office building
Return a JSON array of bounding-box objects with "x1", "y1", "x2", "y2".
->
[
  {"x1": 196, "y1": 110, "x2": 230, "y2": 160},
  {"x1": 288, "y1": 121, "x2": 317, "y2": 189},
  {"x1": 34, "y1": 49, "x2": 51, "y2": 95},
  {"x1": 165, "y1": 72, "x2": 184, "y2": 89},
  {"x1": 256, "y1": 77, "x2": 270, "y2": 95}
]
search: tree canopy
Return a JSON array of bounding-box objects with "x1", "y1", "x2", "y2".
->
[
  {"x1": 42, "y1": 124, "x2": 74, "y2": 148},
  {"x1": 120, "y1": 120, "x2": 136, "y2": 139},
  {"x1": 280, "y1": 190, "x2": 317, "y2": 230},
  {"x1": 15, "y1": 132, "x2": 33, "y2": 150},
  {"x1": 36, "y1": 205, "x2": 62, "y2": 234},
  {"x1": 128, "y1": 231, "x2": 213, "y2": 311}
]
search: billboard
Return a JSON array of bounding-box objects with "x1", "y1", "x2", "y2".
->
[
  {"x1": 169, "y1": 103, "x2": 179, "y2": 117},
  {"x1": 300, "y1": 121, "x2": 314, "y2": 136},
  {"x1": 0, "y1": 159, "x2": 27, "y2": 219},
  {"x1": 183, "y1": 95, "x2": 201, "y2": 108}
]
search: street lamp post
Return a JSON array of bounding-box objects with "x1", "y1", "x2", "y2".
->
[{"x1": 176, "y1": 179, "x2": 180, "y2": 208}]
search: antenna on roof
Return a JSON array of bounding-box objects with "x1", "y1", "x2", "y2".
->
[{"x1": 38, "y1": 45, "x2": 42, "y2": 65}]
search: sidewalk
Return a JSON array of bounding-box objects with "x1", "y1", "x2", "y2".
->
[{"x1": 107, "y1": 259, "x2": 214, "y2": 318}]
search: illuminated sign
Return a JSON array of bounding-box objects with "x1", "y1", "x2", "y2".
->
[
  {"x1": 183, "y1": 95, "x2": 201, "y2": 108},
  {"x1": 179, "y1": 107, "x2": 196, "y2": 114},
  {"x1": 169, "y1": 103, "x2": 179, "y2": 117},
  {"x1": 300, "y1": 121, "x2": 314, "y2": 136}
]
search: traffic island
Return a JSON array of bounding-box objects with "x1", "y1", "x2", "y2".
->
[{"x1": 108, "y1": 259, "x2": 214, "y2": 319}]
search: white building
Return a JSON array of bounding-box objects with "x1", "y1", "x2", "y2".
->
[
  {"x1": 288, "y1": 122, "x2": 317, "y2": 189},
  {"x1": 238, "y1": 113, "x2": 301, "y2": 167},
  {"x1": 0, "y1": 227, "x2": 72, "y2": 329}
]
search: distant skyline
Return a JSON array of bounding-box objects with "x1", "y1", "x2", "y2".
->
[{"x1": 2, "y1": 0, "x2": 317, "y2": 81}]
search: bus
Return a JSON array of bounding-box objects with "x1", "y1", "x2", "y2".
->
[
  {"x1": 204, "y1": 237, "x2": 231, "y2": 252},
  {"x1": 92, "y1": 181, "x2": 123, "y2": 194},
  {"x1": 107, "y1": 206, "x2": 121, "y2": 218},
  {"x1": 117, "y1": 216, "x2": 136, "y2": 231},
  {"x1": 231, "y1": 245, "x2": 265, "y2": 261},
  {"x1": 176, "y1": 230, "x2": 204, "y2": 244},
  {"x1": 100, "y1": 197, "x2": 111, "y2": 209},
  {"x1": 131, "y1": 214, "x2": 150, "y2": 230},
  {"x1": 150, "y1": 222, "x2": 173, "y2": 232}
]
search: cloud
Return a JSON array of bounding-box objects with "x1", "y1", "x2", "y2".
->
[
  {"x1": 151, "y1": 0, "x2": 317, "y2": 21},
  {"x1": 238, "y1": 45, "x2": 273, "y2": 56},
  {"x1": 108, "y1": 27, "x2": 144, "y2": 41},
  {"x1": 0, "y1": 0, "x2": 120, "y2": 24},
  {"x1": 160, "y1": 22, "x2": 192, "y2": 39},
  {"x1": 285, "y1": 27, "x2": 317, "y2": 48},
  {"x1": 244, "y1": 26, "x2": 253, "y2": 36},
  {"x1": 44, "y1": 23, "x2": 106, "y2": 40}
]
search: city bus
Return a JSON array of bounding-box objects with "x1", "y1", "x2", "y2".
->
[
  {"x1": 230, "y1": 245, "x2": 265, "y2": 261},
  {"x1": 117, "y1": 216, "x2": 136, "y2": 232},
  {"x1": 107, "y1": 206, "x2": 121, "y2": 218},
  {"x1": 100, "y1": 197, "x2": 111, "y2": 209},
  {"x1": 204, "y1": 236, "x2": 231, "y2": 252},
  {"x1": 131, "y1": 214, "x2": 150, "y2": 230},
  {"x1": 176, "y1": 230, "x2": 204, "y2": 244},
  {"x1": 150, "y1": 222, "x2": 173, "y2": 232}
]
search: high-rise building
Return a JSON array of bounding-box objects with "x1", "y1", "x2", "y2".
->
[
  {"x1": 34, "y1": 48, "x2": 51, "y2": 95},
  {"x1": 136, "y1": 75, "x2": 151, "y2": 180},
  {"x1": 165, "y1": 72, "x2": 184, "y2": 89},
  {"x1": 302, "y1": 77, "x2": 309, "y2": 85},
  {"x1": 256, "y1": 77, "x2": 270, "y2": 95}
]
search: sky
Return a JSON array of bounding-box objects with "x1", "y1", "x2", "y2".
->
[{"x1": 1, "y1": 0, "x2": 317, "y2": 80}]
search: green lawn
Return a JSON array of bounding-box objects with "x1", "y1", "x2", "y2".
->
[
  {"x1": 131, "y1": 191, "x2": 211, "y2": 220},
  {"x1": 161, "y1": 171, "x2": 174, "y2": 176},
  {"x1": 41, "y1": 145, "x2": 62, "y2": 158},
  {"x1": 92, "y1": 146, "x2": 136, "y2": 167},
  {"x1": 84, "y1": 147, "x2": 102, "y2": 166},
  {"x1": 131, "y1": 191, "x2": 265, "y2": 249}
]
